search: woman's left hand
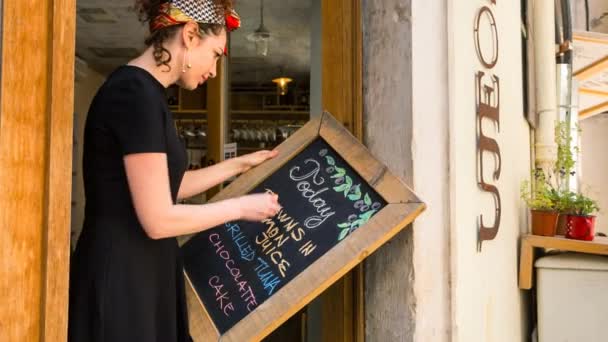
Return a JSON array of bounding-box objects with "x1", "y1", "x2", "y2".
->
[{"x1": 237, "y1": 150, "x2": 279, "y2": 173}]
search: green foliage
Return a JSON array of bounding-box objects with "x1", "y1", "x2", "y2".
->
[
  {"x1": 554, "y1": 120, "x2": 580, "y2": 188},
  {"x1": 520, "y1": 179, "x2": 555, "y2": 211},
  {"x1": 521, "y1": 171, "x2": 600, "y2": 215},
  {"x1": 551, "y1": 188, "x2": 572, "y2": 213},
  {"x1": 520, "y1": 121, "x2": 600, "y2": 217},
  {"x1": 557, "y1": 191, "x2": 600, "y2": 216}
]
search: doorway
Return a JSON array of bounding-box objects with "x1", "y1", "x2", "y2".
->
[{"x1": 0, "y1": 0, "x2": 362, "y2": 340}]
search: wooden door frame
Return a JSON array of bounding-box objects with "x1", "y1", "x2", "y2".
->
[
  {"x1": 0, "y1": 0, "x2": 75, "y2": 341},
  {"x1": 321, "y1": 0, "x2": 364, "y2": 342}
]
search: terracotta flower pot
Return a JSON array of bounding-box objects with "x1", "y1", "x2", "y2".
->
[
  {"x1": 530, "y1": 210, "x2": 559, "y2": 236},
  {"x1": 555, "y1": 214, "x2": 568, "y2": 236},
  {"x1": 565, "y1": 215, "x2": 596, "y2": 241}
]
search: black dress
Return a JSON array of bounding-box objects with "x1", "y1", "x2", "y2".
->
[{"x1": 69, "y1": 65, "x2": 191, "y2": 342}]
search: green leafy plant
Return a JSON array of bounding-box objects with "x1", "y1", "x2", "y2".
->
[
  {"x1": 554, "y1": 120, "x2": 580, "y2": 189},
  {"x1": 552, "y1": 121, "x2": 599, "y2": 216},
  {"x1": 520, "y1": 171, "x2": 556, "y2": 211},
  {"x1": 520, "y1": 121, "x2": 600, "y2": 220},
  {"x1": 551, "y1": 188, "x2": 573, "y2": 213},
  {"x1": 558, "y1": 191, "x2": 600, "y2": 216},
  {"x1": 521, "y1": 181, "x2": 554, "y2": 210}
]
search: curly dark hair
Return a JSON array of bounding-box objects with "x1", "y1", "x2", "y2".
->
[{"x1": 134, "y1": 0, "x2": 234, "y2": 71}]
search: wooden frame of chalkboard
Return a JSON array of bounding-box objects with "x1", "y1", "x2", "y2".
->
[{"x1": 180, "y1": 111, "x2": 425, "y2": 341}]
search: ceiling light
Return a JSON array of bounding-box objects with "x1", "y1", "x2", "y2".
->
[
  {"x1": 246, "y1": 0, "x2": 271, "y2": 57},
  {"x1": 272, "y1": 77, "x2": 293, "y2": 96}
]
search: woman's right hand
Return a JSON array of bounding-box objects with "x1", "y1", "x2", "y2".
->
[{"x1": 235, "y1": 193, "x2": 281, "y2": 222}]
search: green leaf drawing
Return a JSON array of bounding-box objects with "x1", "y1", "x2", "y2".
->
[
  {"x1": 348, "y1": 186, "x2": 362, "y2": 200},
  {"x1": 345, "y1": 176, "x2": 353, "y2": 186},
  {"x1": 359, "y1": 210, "x2": 377, "y2": 222},
  {"x1": 326, "y1": 156, "x2": 335, "y2": 165},
  {"x1": 364, "y1": 193, "x2": 372, "y2": 206},
  {"x1": 338, "y1": 228, "x2": 350, "y2": 241},
  {"x1": 343, "y1": 187, "x2": 351, "y2": 197},
  {"x1": 348, "y1": 192, "x2": 362, "y2": 201},
  {"x1": 334, "y1": 184, "x2": 349, "y2": 192},
  {"x1": 337, "y1": 222, "x2": 350, "y2": 228},
  {"x1": 351, "y1": 219, "x2": 364, "y2": 227},
  {"x1": 341, "y1": 176, "x2": 353, "y2": 196},
  {"x1": 331, "y1": 167, "x2": 346, "y2": 178}
]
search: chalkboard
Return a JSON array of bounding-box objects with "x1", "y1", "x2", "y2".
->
[
  {"x1": 181, "y1": 137, "x2": 387, "y2": 333},
  {"x1": 180, "y1": 112, "x2": 425, "y2": 341}
]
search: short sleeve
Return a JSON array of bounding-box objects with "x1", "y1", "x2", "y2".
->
[{"x1": 108, "y1": 79, "x2": 167, "y2": 156}]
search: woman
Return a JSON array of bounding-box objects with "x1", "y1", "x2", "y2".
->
[{"x1": 68, "y1": 0, "x2": 281, "y2": 341}]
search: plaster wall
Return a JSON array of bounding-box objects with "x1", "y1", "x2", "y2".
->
[{"x1": 447, "y1": 1, "x2": 531, "y2": 340}]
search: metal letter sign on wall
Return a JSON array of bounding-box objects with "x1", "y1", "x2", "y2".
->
[{"x1": 474, "y1": 4, "x2": 502, "y2": 250}]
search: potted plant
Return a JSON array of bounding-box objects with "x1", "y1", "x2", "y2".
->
[
  {"x1": 554, "y1": 120, "x2": 580, "y2": 235},
  {"x1": 560, "y1": 191, "x2": 600, "y2": 241},
  {"x1": 521, "y1": 174, "x2": 559, "y2": 236}
]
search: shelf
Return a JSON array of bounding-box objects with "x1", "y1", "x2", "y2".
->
[
  {"x1": 236, "y1": 147, "x2": 262, "y2": 152},
  {"x1": 173, "y1": 114, "x2": 309, "y2": 124},
  {"x1": 231, "y1": 110, "x2": 308, "y2": 115},
  {"x1": 173, "y1": 109, "x2": 207, "y2": 114},
  {"x1": 519, "y1": 234, "x2": 608, "y2": 290},
  {"x1": 172, "y1": 111, "x2": 207, "y2": 120},
  {"x1": 231, "y1": 110, "x2": 309, "y2": 121},
  {"x1": 261, "y1": 105, "x2": 308, "y2": 111}
]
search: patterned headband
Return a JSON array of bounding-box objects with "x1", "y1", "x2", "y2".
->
[{"x1": 150, "y1": 0, "x2": 241, "y2": 33}]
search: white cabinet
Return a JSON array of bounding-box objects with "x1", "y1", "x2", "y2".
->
[{"x1": 536, "y1": 253, "x2": 608, "y2": 342}]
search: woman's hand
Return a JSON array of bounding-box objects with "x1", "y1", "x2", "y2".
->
[
  {"x1": 235, "y1": 193, "x2": 281, "y2": 221},
  {"x1": 236, "y1": 150, "x2": 279, "y2": 173}
]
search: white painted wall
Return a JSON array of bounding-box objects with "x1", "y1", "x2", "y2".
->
[
  {"x1": 447, "y1": 0, "x2": 531, "y2": 341},
  {"x1": 580, "y1": 115, "x2": 608, "y2": 235},
  {"x1": 71, "y1": 65, "x2": 106, "y2": 248},
  {"x1": 411, "y1": 0, "x2": 451, "y2": 340}
]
